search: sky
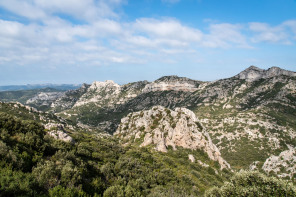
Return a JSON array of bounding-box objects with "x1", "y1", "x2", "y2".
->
[{"x1": 0, "y1": 0, "x2": 296, "y2": 85}]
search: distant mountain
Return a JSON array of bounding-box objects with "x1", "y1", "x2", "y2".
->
[
  {"x1": 0, "y1": 88, "x2": 63, "y2": 104},
  {"x1": 0, "y1": 84, "x2": 81, "y2": 91},
  {"x1": 0, "y1": 84, "x2": 82, "y2": 110}
]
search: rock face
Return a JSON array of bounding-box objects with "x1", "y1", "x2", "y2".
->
[
  {"x1": 142, "y1": 76, "x2": 201, "y2": 93},
  {"x1": 45, "y1": 123, "x2": 74, "y2": 143},
  {"x1": 51, "y1": 83, "x2": 90, "y2": 112},
  {"x1": 236, "y1": 66, "x2": 296, "y2": 82},
  {"x1": 62, "y1": 76, "x2": 200, "y2": 109},
  {"x1": 262, "y1": 146, "x2": 296, "y2": 179},
  {"x1": 114, "y1": 106, "x2": 230, "y2": 169},
  {"x1": 48, "y1": 130, "x2": 73, "y2": 143},
  {"x1": 188, "y1": 154, "x2": 195, "y2": 163},
  {"x1": 26, "y1": 92, "x2": 65, "y2": 106},
  {"x1": 74, "y1": 80, "x2": 121, "y2": 107},
  {"x1": 72, "y1": 80, "x2": 149, "y2": 108}
]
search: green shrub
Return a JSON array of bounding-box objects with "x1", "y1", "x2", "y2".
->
[{"x1": 205, "y1": 170, "x2": 296, "y2": 197}]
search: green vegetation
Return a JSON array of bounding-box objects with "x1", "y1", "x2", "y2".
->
[
  {"x1": 1, "y1": 72, "x2": 296, "y2": 196},
  {"x1": 2, "y1": 109, "x2": 294, "y2": 196},
  {"x1": 0, "y1": 111, "x2": 232, "y2": 196},
  {"x1": 221, "y1": 137, "x2": 272, "y2": 170},
  {"x1": 205, "y1": 170, "x2": 296, "y2": 197},
  {"x1": 0, "y1": 102, "x2": 73, "y2": 128}
]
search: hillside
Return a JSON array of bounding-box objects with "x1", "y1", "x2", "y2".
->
[
  {"x1": 0, "y1": 102, "x2": 235, "y2": 196},
  {"x1": 1, "y1": 65, "x2": 296, "y2": 181}
]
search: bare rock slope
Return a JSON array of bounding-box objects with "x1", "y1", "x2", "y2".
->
[
  {"x1": 114, "y1": 106, "x2": 230, "y2": 169},
  {"x1": 236, "y1": 66, "x2": 296, "y2": 82},
  {"x1": 142, "y1": 76, "x2": 202, "y2": 92},
  {"x1": 262, "y1": 146, "x2": 296, "y2": 179}
]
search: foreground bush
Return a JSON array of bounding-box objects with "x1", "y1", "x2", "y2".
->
[{"x1": 205, "y1": 170, "x2": 296, "y2": 197}]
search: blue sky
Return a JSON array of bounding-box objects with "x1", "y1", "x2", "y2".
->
[{"x1": 0, "y1": 0, "x2": 295, "y2": 85}]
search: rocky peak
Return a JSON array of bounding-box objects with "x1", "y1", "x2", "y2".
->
[
  {"x1": 89, "y1": 80, "x2": 121, "y2": 91},
  {"x1": 50, "y1": 83, "x2": 90, "y2": 111},
  {"x1": 80, "y1": 83, "x2": 90, "y2": 90},
  {"x1": 155, "y1": 75, "x2": 197, "y2": 83},
  {"x1": 74, "y1": 80, "x2": 121, "y2": 107},
  {"x1": 236, "y1": 66, "x2": 264, "y2": 82},
  {"x1": 143, "y1": 75, "x2": 200, "y2": 93},
  {"x1": 246, "y1": 65, "x2": 263, "y2": 71},
  {"x1": 265, "y1": 66, "x2": 296, "y2": 78},
  {"x1": 237, "y1": 66, "x2": 296, "y2": 82},
  {"x1": 122, "y1": 80, "x2": 150, "y2": 91},
  {"x1": 114, "y1": 106, "x2": 230, "y2": 169}
]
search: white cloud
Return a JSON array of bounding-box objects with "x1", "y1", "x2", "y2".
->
[
  {"x1": 134, "y1": 18, "x2": 203, "y2": 42},
  {"x1": 283, "y1": 20, "x2": 296, "y2": 39},
  {"x1": 0, "y1": 15, "x2": 252, "y2": 68},
  {"x1": 249, "y1": 22, "x2": 291, "y2": 44},
  {"x1": 0, "y1": 0, "x2": 124, "y2": 23},
  {"x1": 0, "y1": 20, "x2": 23, "y2": 37},
  {"x1": 202, "y1": 23, "x2": 250, "y2": 48},
  {"x1": 93, "y1": 19, "x2": 123, "y2": 36},
  {"x1": 34, "y1": 0, "x2": 120, "y2": 21},
  {"x1": 0, "y1": 0, "x2": 295, "y2": 72},
  {"x1": 0, "y1": 0, "x2": 47, "y2": 20}
]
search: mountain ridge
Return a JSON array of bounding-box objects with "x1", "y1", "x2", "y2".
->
[
  {"x1": 236, "y1": 65, "x2": 296, "y2": 82},
  {"x1": 1, "y1": 65, "x2": 296, "y2": 178}
]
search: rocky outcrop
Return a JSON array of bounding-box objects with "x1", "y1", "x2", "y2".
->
[
  {"x1": 236, "y1": 66, "x2": 296, "y2": 82},
  {"x1": 26, "y1": 92, "x2": 65, "y2": 106},
  {"x1": 262, "y1": 146, "x2": 296, "y2": 179},
  {"x1": 72, "y1": 80, "x2": 149, "y2": 108},
  {"x1": 74, "y1": 80, "x2": 121, "y2": 107},
  {"x1": 45, "y1": 123, "x2": 74, "y2": 143},
  {"x1": 143, "y1": 76, "x2": 201, "y2": 93},
  {"x1": 188, "y1": 154, "x2": 195, "y2": 163},
  {"x1": 48, "y1": 130, "x2": 73, "y2": 143},
  {"x1": 51, "y1": 83, "x2": 90, "y2": 111},
  {"x1": 114, "y1": 106, "x2": 230, "y2": 169}
]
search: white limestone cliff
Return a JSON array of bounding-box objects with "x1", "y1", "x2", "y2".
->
[
  {"x1": 74, "y1": 80, "x2": 121, "y2": 107},
  {"x1": 114, "y1": 106, "x2": 230, "y2": 169},
  {"x1": 142, "y1": 81, "x2": 198, "y2": 92},
  {"x1": 142, "y1": 76, "x2": 200, "y2": 93}
]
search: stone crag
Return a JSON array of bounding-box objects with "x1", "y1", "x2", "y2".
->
[{"x1": 115, "y1": 106, "x2": 230, "y2": 169}]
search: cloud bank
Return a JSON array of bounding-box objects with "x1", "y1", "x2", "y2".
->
[{"x1": 0, "y1": 0, "x2": 295, "y2": 68}]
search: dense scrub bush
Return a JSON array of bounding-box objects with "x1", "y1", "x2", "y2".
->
[
  {"x1": 0, "y1": 165, "x2": 43, "y2": 196},
  {"x1": 205, "y1": 170, "x2": 296, "y2": 197}
]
